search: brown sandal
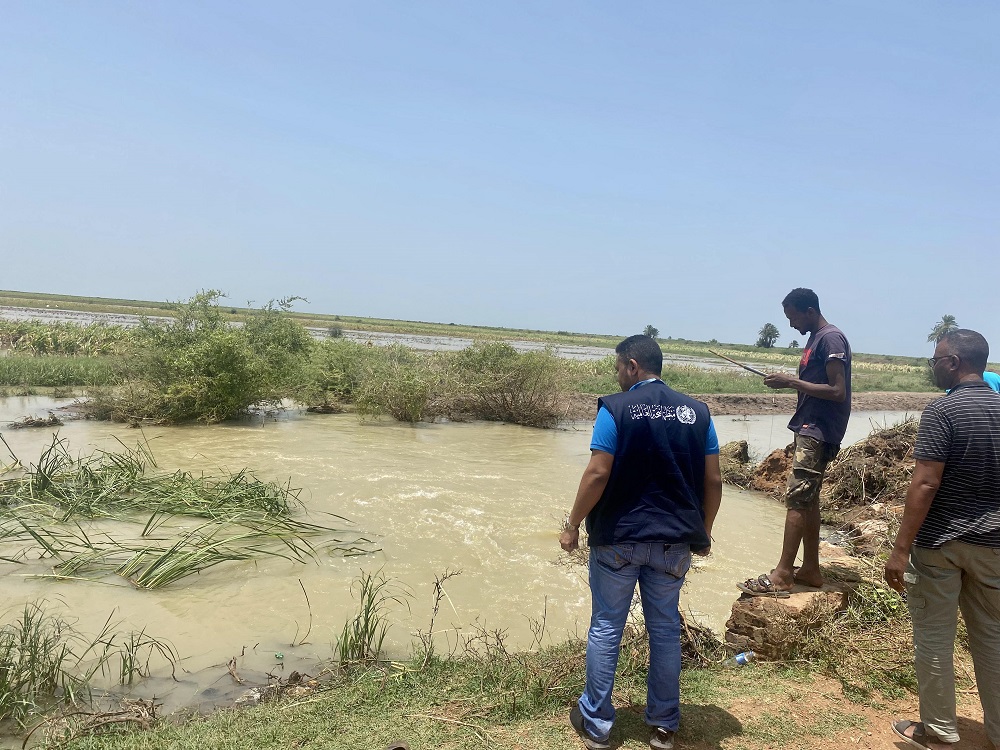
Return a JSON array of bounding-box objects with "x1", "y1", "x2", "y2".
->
[
  {"x1": 736, "y1": 574, "x2": 791, "y2": 598},
  {"x1": 891, "y1": 720, "x2": 954, "y2": 749}
]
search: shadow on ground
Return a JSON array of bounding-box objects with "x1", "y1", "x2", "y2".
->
[{"x1": 615, "y1": 702, "x2": 742, "y2": 749}]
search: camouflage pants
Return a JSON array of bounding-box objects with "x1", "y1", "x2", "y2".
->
[{"x1": 785, "y1": 434, "x2": 839, "y2": 510}]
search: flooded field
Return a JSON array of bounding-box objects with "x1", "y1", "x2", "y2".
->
[
  {"x1": 0, "y1": 396, "x2": 911, "y2": 713},
  {"x1": 0, "y1": 305, "x2": 770, "y2": 369}
]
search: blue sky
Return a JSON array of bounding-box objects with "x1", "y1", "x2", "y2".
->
[{"x1": 1, "y1": 2, "x2": 997, "y2": 356}]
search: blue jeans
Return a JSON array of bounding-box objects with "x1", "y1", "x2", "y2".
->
[{"x1": 577, "y1": 542, "x2": 691, "y2": 742}]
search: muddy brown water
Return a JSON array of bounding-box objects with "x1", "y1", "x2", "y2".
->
[{"x1": 0, "y1": 397, "x2": 911, "y2": 716}]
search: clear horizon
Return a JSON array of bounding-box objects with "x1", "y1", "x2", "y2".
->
[{"x1": 2, "y1": 3, "x2": 997, "y2": 358}]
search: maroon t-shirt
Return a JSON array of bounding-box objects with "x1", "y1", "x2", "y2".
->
[{"x1": 787, "y1": 324, "x2": 852, "y2": 446}]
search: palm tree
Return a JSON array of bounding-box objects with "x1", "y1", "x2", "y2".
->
[
  {"x1": 756, "y1": 323, "x2": 780, "y2": 348},
  {"x1": 927, "y1": 315, "x2": 959, "y2": 342},
  {"x1": 643, "y1": 325, "x2": 659, "y2": 339}
]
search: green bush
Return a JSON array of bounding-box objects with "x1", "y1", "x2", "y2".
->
[
  {"x1": 300, "y1": 340, "x2": 565, "y2": 427},
  {"x1": 355, "y1": 345, "x2": 437, "y2": 423},
  {"x1": 451, "y1": 342, "x2": 564, "y2": 427},
  {"x1": 300, "y1": 339, "x2": 383, "y2": 406},
  {"x1": 92, "y1": 291, "x2": 314, "y2": 424}
]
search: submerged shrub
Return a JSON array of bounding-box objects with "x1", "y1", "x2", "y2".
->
[
  {"x1": 355, "y1": 345, "x2": 436, "y2": 423},
  {"x1": 0, "y1": 601, "x2": 178, "y2": 726},
  {"x1": 300, "y1": 339, "x2": 381, "y2": 407},
  {"x1": 91, "y1": 291, "x2": 313, "y2": 424},
  {"x1": 0, "y1": 602, "x2": 91, "y2": 724},
  {"x1": 302, "y1": 340, "x2": 565, "y2": 427},
  {"x1": 452, "y1": 341, "x2": 564, "y2": 427}
]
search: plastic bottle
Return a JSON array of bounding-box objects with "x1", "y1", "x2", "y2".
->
[{"x1": 722, "y1": 651, "x2": 754, "y2": 667}]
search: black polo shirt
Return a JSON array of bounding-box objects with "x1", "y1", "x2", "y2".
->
[{"x1": 913, "y1": 380, "x2": 1000, "y2": 549}]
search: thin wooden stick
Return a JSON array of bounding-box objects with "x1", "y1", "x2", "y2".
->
[
  {"x1": 708, "y1": 349, "x2": 767, "y2": 377},
  {"x1": 405, "y1": 713, "x2": 492, "y2": 743}
]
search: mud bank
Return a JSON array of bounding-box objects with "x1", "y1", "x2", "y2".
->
[{"x1": 562, "y1": 390, "x2": 935, "y2": 421}]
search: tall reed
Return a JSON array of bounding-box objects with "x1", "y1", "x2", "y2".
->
[
  {"x1": 337, "y1": 571, "x2": 409, "y2": 666},
  {"x1": 0, "y1": 437, "x2": 372, "y2": 590}
]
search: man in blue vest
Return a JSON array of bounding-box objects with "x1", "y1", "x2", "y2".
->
[{"x1": 560, "y1": 335, "x2": 723, "y2": 750}]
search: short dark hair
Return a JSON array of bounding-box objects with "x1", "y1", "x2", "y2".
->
[
  {"x1": 616, "y1": 334, "x2": 663, "y2": 375},
  {"x1": 939, "y1": 329, "x2": 990, "y2": 372},
  {"x1": 782, "y1": 288, "x2": 821, "y2": 313}
]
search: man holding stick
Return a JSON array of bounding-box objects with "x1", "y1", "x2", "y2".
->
[
  {"x1": 738, "y1": 287, "x2": 851, "y2": 596},
  {"x1": 885, "y1": 329, "x2": 1000, "y2": 750}
]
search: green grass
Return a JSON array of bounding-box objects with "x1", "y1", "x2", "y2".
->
[
  {"x1": 336, "y1": 570, "x2": 410, "y2": 665},
  {"x1": 0, "y1": 436, "x2": 372, "y2": 589},
  {"x1": 0, "y1": 320, "x2": 134, "y2": 356},
  {"x1": 0, "y1": 292, "x2": 944, "y2": 407},
  {"x1": 42, "y1": 654, "x2": 880, "y2": 750},
  {"x1": 566, "y1": 359, "x2": 772, "y2": 395},
  {"x1": 0, "y1": 355, "x2": 119, "y2": 387},
  {"x1": 30, "y1": 565, "x2": 922, "y2": 749},
  {"x1": 0, "y1": 602, "x2": 176, "y2": 728}
]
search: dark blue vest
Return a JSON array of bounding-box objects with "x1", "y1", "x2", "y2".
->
[{"x1": 587, "y1": 381, "x2": 711, "y2": 547}]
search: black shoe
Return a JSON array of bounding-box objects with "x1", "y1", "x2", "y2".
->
[
  {"x1": 649, "y1": 727, "x2": 675, "y2": 750},
  {"x1": 569, "y1": 706, "x2": 611, "y2": 750}
]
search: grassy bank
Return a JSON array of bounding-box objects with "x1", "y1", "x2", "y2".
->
[
  {"x1": 46, "y1": 656, "x2": 871, "y2": 750},
  {"x1": 40, "y1": 576, "x2": 977, "y2": 750},
  {"x1": 38, "y1": 539, "x2": 971, "y2": 749},
  {"x1": 0, "y1": 350, "x2": 937, "y2": 401},
  {"x1": 0, "y1": 292, "x2": 939, "y2": 427}
]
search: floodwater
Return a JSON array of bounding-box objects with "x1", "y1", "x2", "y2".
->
[
  {"x1": 0, "y1": 396, "x2": 911, "y2": 713},
  {"x1": 714, "y1": 410, "x2": 919, "y2": 460}
]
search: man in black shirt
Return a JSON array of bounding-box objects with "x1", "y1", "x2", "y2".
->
[
  {"x1": 738, "y1": 288, "x2": 851, "y2": 597},
  {"x1": 886, "y1": 329, "x2": 1000, "y2": 750}
]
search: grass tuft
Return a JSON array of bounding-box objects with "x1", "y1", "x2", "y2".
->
[{"x1": 337, "y1": 570, "x2": 409, "y2": 666}]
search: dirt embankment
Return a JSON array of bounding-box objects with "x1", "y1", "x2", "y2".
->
[
  {"x1": 697, "y1": 391, "x2": 935, "y2": 416},
  {"x1": 721, "y1": 417, "x2": 919, "y2": 554},
  {"x1": 562, "y1": 391, "x2": 936, "y2": 421}
]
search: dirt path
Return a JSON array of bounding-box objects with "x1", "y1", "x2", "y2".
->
[{"x1": 719, "y1": 677, "x2": 988, "y2": 750}]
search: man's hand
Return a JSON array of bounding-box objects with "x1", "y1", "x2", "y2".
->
[
  {"x1": 885, "y1": 460, "x2": 944, "y2": 593},
  {"x1": 560, "y1": 526, "x2": 580, "y2": 552},
  {"x1": 764, "y1": 373, "x2": 795, "y2": 389},
  {"x1": 561, "y1": 451, "x2": 613, "y2": 555},
  {"x1": 693, "y1": 546, "x2": 712, "y2": 557},
  {"x1": 884, "y1": 548, "x2": 909, "y2": 592}
]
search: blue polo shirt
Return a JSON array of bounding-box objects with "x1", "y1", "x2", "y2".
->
[
  {"x1": 590, "y1": 378, "x2": 719, "y2": 455},
  {"x1": 984, "y1": 371, "x2": 1000, "y2": 393}
]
